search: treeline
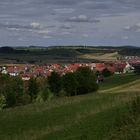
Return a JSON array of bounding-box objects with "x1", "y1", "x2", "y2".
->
[
  {"x1": 0, "y1": 47, "x2": 29, "y2": 54},
  {"x1": 0, "y1": 67, "x2": 98, "y2": 110},
  {"x1": 118, "y1": 47, "x2": 140, "y2": 56}
]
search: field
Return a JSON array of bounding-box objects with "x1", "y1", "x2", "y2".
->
[
  {"x1": 0, "y1": 46, "x2": 118, "y2": 64},
  {"x1": 1, "y1": 46, "x2": 140, "y2": 64},
  {"x1": 0, "y1": 73, "x2": 140, "y2": 140},
  {"x1": 80, "y1": 52, "x2": 118, "y2": 61}
]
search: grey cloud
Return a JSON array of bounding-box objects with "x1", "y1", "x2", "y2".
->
[
  {"x1": 0, "y1": 23, "x2": 41, "y2": 30},
  {"x1": 0, "y1": 0, "x2": 140, "y2": 46},
  {"x1": 60, "y1": 24, "x2": 74, "y2": 29},
  {"x1": 124, "y1": 23, "x2": 140, "y2": 33},
  {"x1": 33, "y1": 0, "x2": 79, "y2": 6},
  {"x1": 78, "y1": 1, "x2": 113, "y2": 10},
  {"x1": 66, "y1": 15, "x2": 100, "y2": 23}
]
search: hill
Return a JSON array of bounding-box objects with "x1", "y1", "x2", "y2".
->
[
  {"x1": 1, "y1": 45, "x2": 140, "y2": 64},
  {"x1": 0, "y1": 73, "x2": 140, "y2": 140}
]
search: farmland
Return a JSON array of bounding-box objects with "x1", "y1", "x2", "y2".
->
[{"x1": 1, "y1": 46, "x2": 139, "y2": 64}]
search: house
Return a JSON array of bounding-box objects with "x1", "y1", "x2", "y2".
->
[
  {"x1": 1, "y1": 67, "x2": 8, "y2": 74},
  {"x1": 21, "y1": 74, "x2": 32, "y2": 81},
  {"x1": 95, "y1": 63, "x2": 105, "y2": 72},
  {"x1": 123, "y1": 62, "x2": 134, "y2": 73},
  {"x1": 114, "y1": 61, "x2": 126, "y2": 74}
]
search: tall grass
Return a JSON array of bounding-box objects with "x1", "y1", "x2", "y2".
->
[{"x1": 105, "y1": 95, "x2": 140, "y2": 140}]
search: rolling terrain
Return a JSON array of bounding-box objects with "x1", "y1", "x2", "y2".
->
[
  {"x1": 0, "y1": 46, "x2": 139, "y2": 64},
  {"x1": 0, "y1": 74, "x2": 140, "y2": 140}
]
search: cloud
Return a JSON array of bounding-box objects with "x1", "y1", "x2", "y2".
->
[
  {"x1": 124, "y1": 23, "x2": 140, "y2": 32},
  {"x1": 53, "y1": 8, "x2": 75, "y2": 14},
  {"x1": 34, "y1": 0, "x2": 78, "y2": 6},
  {"x1": 78, "y1": 1, "x2": 112, "y2": 10},
  {"x1": 0, "y1": 0, "x2": 140, "y2": 46},
  {"x1": 0, "y1": 22, "x2": 51, "y2": 38},
  {"x1": 0, "y1": 22, "x2": 41, "y2": 31},
  {"x1": 124, "y1": 26, "x2": 131, "y2": 30},
  {"x1": 67, "y1": 15, "x2": 100, "y2": 23},
  {"x1": 122, "y1": 36, "x2": 129, "y2": 40},
  {"x1": 30, "y1": 22, "x2": 41, "y2": 28},
  {"x1": 60, "y1": 24, "x2": 74, "y2": 29},
  {"x1": 82, "y1": 34, "x2": 89, "y2": 38}
]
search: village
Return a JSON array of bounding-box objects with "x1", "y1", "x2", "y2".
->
[{"x1": 1, "y1": 58, "x2": 140, "y2": 81}]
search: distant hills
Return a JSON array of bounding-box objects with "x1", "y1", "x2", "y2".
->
[{"x1": 0, "y1": 45, "x2": 140, "y2": 64}]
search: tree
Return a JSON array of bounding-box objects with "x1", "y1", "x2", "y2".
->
[
  {"x1": 11, "y1": 76, "x2": 24, "y2": 105},
  {"x1": 75, "y1": 67, "x2": 98, "y2": 95},
  {"x1": 48, "y1": 72, "x2": 62, "y2": 95},
  {"x1": 28, "y1": 78, "x2": 39, "y2": 102},
  {"x1": 0, "y1": 74, "x2": 24, "y2": 107},
  {"x1": 102, "y1": 68, "x2": 113, "y2": 77},
  {"x1": 134, "y1": 65, "x2": 140, "y2": 74},
  {"x1": 62, "y1": 72, "x2": 78, "y2": 96}
]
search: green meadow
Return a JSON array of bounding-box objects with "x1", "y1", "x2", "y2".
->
[{"x1": 0, "y1": 73, "x2": 140, "y2": 140}]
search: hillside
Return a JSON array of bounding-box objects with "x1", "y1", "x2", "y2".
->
[
  {"x1": 0, "y1": 46, "x2": 140, "y2": 64},
  {"x1": 0, "y1": 74, "x2": 140, "y2": 140}
]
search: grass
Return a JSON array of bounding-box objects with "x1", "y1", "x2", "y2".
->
[
  {"x1": 80, "y1": 52, "x2": 118, "y2": 61},
  {"x1": 0, "y1": 73, "x2": 140, "y2": 140},
  {"x1": 99, "y1": 73, "x2": 140, "y2": 90}
]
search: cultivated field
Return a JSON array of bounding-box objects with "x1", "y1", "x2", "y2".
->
[{"x1": 80, "y1": 52, "x2": 118, "y2": 61}]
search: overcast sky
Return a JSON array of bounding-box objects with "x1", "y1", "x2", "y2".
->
[{"x1": 0, "y1": 0, "x2": 140, "y2": 46}]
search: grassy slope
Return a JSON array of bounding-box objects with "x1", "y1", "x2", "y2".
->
[
  {"x1": 0, "y1": 47, "x2": 117, "y2": 64},
  {"x1": 100, "y1": 74, "x2": 140, "y2": 90},
  {"x1": 80, "y1": 52, "x2": 118, "y2": 61},
  {"x1": 0, "y1": 74, "x2": 140, "y2": 140}
]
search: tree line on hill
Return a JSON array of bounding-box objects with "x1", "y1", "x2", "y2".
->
[{"x1": 0, "y1": 67, "x2": 98, "y2": 110}]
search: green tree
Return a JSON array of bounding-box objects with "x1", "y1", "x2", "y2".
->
[
  {"x1": 28, "y1": 78, "x2": 39, "y2": 102},
  {"x1": 102, "y1": 68, "x2": 113, "y2": 77},
  {"x1": 12, "y1": 76, "x2": 24, "y2": 105},
  {"x1": 0, "y1": 74, "x2": 24, "y2": 107},
  {"x1": 48, "y1": 72, "x2": 62, "y2": 95},
  {"x1": 62, "y1": 72, "x2": 78, "y2": 96},
  {"x1": 76, "y1": 67, "x2": 98, "y2": 95}
]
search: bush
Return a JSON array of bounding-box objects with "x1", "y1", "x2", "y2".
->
[
  {"x1": 36, "y1": 87, "x2": 53, "y2": 103},
  {"x1": 58, "y1": 89, "x2": 67, "y2": 97},
  {"x1": 5, "y1": 92, "x2": 17, "y2": 107},
  {"x1": 0, "y1": 94, "x2": 6, "y2": 111},
  {"x1": 102, "y1": 68, "x2": 113, "y2": 77},
  {"x1": 20, "y1": 93, "x2": 31, "y2": 105}
]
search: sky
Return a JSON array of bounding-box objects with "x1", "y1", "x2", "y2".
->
[{"x1": 0, "y1": 0, "x2": 140, "y2": 46}]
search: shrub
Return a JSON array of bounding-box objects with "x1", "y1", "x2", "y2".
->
[
  {"x1": 5, "y1": 92, "x2": 17, "y2": 107},
  {"x1": 21, "y1": 93, "x2": 31, "y2": 105},
  {"x1": 36, "y1": 87, "x2": 53, "y2": 103},
  {"x1": 0, "y1": 94, "x2": 6, "y2": 111},
  {"x1": 102, "y1": 68, "x2": 113, "y2": 77},
  {"x1": 58, "y1": 89, "x2": 67, "y2": 97}
]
